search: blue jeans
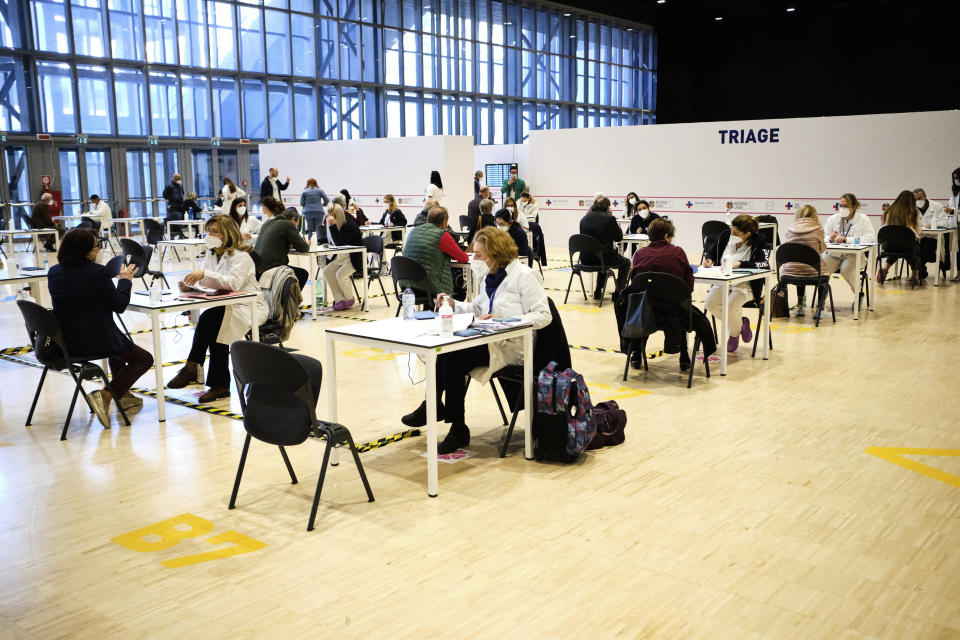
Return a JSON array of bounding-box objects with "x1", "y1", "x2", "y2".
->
[{"x1": 303, "y1": 212, "x2": 324, "y2": 239}]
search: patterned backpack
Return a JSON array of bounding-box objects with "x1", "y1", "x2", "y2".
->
[{"x1": 532, "y1": 361, "x2": 596, "y2": 463}]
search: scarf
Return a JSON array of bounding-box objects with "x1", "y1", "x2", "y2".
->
[{"x1": 484, "y1": 267, "x2": 508, "y2": 313}]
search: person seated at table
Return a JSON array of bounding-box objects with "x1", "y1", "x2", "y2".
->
[
  {"x1": 466, "y1": 198, "x2": 496, "y2": 250},
  {"x1": 519, "y1": 192, "x2": 539, "y2": 225},
  {"x1": 467, "y1": 185, "x2": 491, "y2": 229},
  {"x1": 915, "y1": 187, "x2": 954, "y2": 277},
  {"x1": 401, "y1": 227, "x2": 551, "y2": 454},
  {"x1": 624, "y1": 192, "x2": 642, "y2": 219},
  {"x1": 344, "y1": 193, "x2": 368, "y2": 227},
  {"x1": 781, "y1": 205, "x2": 826, "y2": 316},
  {"x1": 495, "y1": 209, "x2": 530, "y2": 257},
  {"x1": 580, "y1": 197, "x2": 630, "y2": 298},
  {"x1": 47, "y1": 229, "x2": 153, "y2": 426},
  {"x1": 30, "y1": 193, "x2": 64, "y2": 251},
  {"x1": 253, "y1": 196, "x2": 309, "y2": 288},
  {"x1": 300, "y1": 178, "x2": 330, "y2": 241},
  {"x1": 402, "y1": 206, "x2": 469, "y2": 298},
  {"x1": 504, "y1": 197, "x2": 529, "y2": 230},
  {"x1": 629, "y1": 199, "x2": 658, "y2": 234},
  {"x1": 229, "y1": 197, "x2": 261, "y2": 242},
  {"x1": 412, "y1": 197, "x2": 439, "y2": 226},
  {"x1": 183, "y1": 192, "x2": 203, "y2": 220},
  {"x1": 877, "y1": 190, "x2": 932, "y2": 285},
  {"x1": 627, "y1": 218, "x2": 696, "y2": 370},
  {"x1": 702, "y1": 214, "x2": 769, "y2": 352},
  {"x1": 822, "y1": 193, "x2": 875, "y2": 294},
  {"x1": 377, "y1": 194, "x2": 407, "y2": 242},
  {"x1": 83, "y1": 194, "x2": 112, "y2": 234},
  {"x1": 168, "y1": 215, "x2": 268, "y2": 402},
  {"x1": 323, "y1": 203, "x2": 363, "y2": 311}
]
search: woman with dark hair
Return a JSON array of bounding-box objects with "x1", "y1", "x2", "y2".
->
[
  {"x1": 702, "y1": 214, "x2": 769, "y2": 352},
  {"x1": 47, "y1": 229, "x2": 154, "y2": 427},
  {"x1": 624, "y1": 192, "x2": 641, "y2": 219},
  {"x1": 878, "y1": 190, "x2": 926, "y2": 285},
  {"x1": 495, "y1": 209, "x2": 530, "y2": 257},
  {"x1": 167, "y1": 215, "x2": 268, "y2": 402},
  {"x1": 950, "y1": 168, "x2": 960, "y2": 281},
  {"x1": 220, "y1": 177, "x2": 246, "y2": 214},
  {"x1": 228, "y1": 196, "x2": 261, "y2": 241},
  {"x1": 426, "y1": 171, "x2": 445, "y2": 207},
  {"x1": 629, "y1": 199, "x2": 659, "y2": 234}
]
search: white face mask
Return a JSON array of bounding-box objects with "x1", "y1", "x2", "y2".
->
[
  {"x1": 638, "y1": 207, "x2": 648, "y2": 216},
  {"x1": 236, "y1": 206, "x2": 246, "y2": 216},
  {"x1": 839, "y1": 206, "x2": 850, "y2": 216},
  {"x1": 628, "y1": 198, "x2": 637, "y2": 205},
  {"x1": 954, "y1": 178, "x2": 960, "y2": 187},
  {"x1": 916, "y1": 199, "x2": 927, "y2": 209},
  {"x1": 733, "y1": 233, "x2": 746, "y2": 245},
  {"x1": 204, "y1": 235, "x2": 222, "y2": 250}
]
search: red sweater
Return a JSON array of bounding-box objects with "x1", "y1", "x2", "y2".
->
[
  {"x1": 629, "y1": 240, "x2": 695, "y2": 290},
  {"x1": 439, "y1": 231, "x2": 469, "y2": 263}
]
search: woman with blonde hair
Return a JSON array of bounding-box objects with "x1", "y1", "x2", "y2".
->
[
  {"x1": 780, "y1": 205, "x2": 826, "y2": 315},
  {"x1": 378, "y1": 193, "x2": 407, "y2": 243},
  {"x1": 300, "y1": 178, "x2": 330, "y2": 240},
  {"x1": 167, "y1": 215, "x2": 268, "y2": 402},
  {"x1": 323, "y1": 203, "x2": 364, "y2": 310},
  {"x1": 400, "y1": 226, "x2": 552, "y2": 453},
  {"x1": 504, "y1": 196, "x2": 528, "y2": 229}
]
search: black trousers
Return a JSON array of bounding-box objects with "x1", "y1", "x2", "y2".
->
[
  {"x1": 593, "y1": 254, "x2": 631, "y2": 296},
  {"x1": 291, "y1": 265, "x2": 308, "y2": 289},
  {"x1": 435, "y1": 345, "x2": 490, "y2": 424},
  {"x1": 187, "y1": 306, "x2": 231, "y2": 388},
  {"x1": 109, "y1": 343, "x2": 155, "y2": 397}
]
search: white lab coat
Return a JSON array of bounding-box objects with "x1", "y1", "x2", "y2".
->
[
  {"x1": 238, "y1": 215, "x2": 262, "y2": 239},
  {"x1": 195, "y1": 249, "x2": 268, "y2": 345},
  {"x1": 221, "y1": 186, "x2": 246, "y2": 214},
  {"x1": 453, "y1": 259, "x2": 551, "y2": 384},
  {"x1": 426, "y1": 183, "x2": 445, "y2": 207},
  {"x1": 920, "y1": 200, "x2": 951, "y2": 229},
  {"x1": 823, "y1": 211, "x2": 876, "y2": 243},
  {"x1": 90, "y1": 200, "x2": 112, "y2": 229},
  {"x1": 520, "y1": 201, "x2": 539, "y2": 225}
]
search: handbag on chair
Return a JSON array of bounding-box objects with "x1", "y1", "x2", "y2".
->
[{"x1": 622, "y1": 291, "x2": 658, "y2": 339}]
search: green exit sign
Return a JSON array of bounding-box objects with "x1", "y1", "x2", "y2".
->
[
  {"x1": 76, "y1": 134, "x2": 88, "y2": 144},
  {"x1": 0, "y1": 133, "x2": 7, "y2": 143},
  {"x1": 211, "y1": 137, "x2": 221, "y2": 147},
  {"x1": 148, "y1": 136, "x2": 159, "y2": 145}
]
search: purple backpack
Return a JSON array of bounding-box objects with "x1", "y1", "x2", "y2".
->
[{"x1": 533, "y1": 362, "x2": 596, "y2": 463}]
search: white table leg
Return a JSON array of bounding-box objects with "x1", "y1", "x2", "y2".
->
[
  {"x1": 361, "y1": 248, "x2": 368, "y2": 311},
  {"x1": 523, "y1": 329, "x2": 534, "y2": 460},
  {"x1": 151, "y1": 312, "x2": 166, "y2": 422},
  {"x1": 425, "y1": 349, "x2": 439, "y2": 497},
  {"x1": 325, "y1": 336, "x2": 337, "y2": 421},
  {"x1": 32, "y1": 232, "x2": 41, "y2": 264},
  {"x1": 762, "y1": 274, "x2": 771, "y2": 360},
  {"x1": 310, "y1": 255, "x2": 318, "y2": 320},
  {"x1": 6, "y1": 233, "x2": 14, "y2": 267},
  {"x1": 720, "y1": 283, "x2": 729, "y2": 376},
  {"x1": 867, "y1": 247, "x2": 876, "y2": 310},
  {"x1": 249, "y1": 299, "x2": 259, "y2": 342},
  {"x1": 853, "y1": 251, "x2": 862, "y2": 320},
  {"x1": 935, "y1": 234, "x2": 943, "y2": 286}
]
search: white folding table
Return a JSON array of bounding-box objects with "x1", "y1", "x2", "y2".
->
[
  {"x1": 0, "y1": 268, "x2": 50, "y2": 307},
  {"x1": 290, "y1": 245, "x2": 368, "y2": 319},
  {"x1": 0, "y1": 229, "x2": 60, "y2": 268},
  {"x1": 694, "y1": 268, "x2": 773, "y2": 376},
  {"x1": 324, "y1": 316, "x2": 534, "y2": 497},
  {"x1": 618, "y1": 233, "x2": 649, "y2": 256},
  {"x1": 167, "y1": 219, "x2": 206, "y2": 240},
  {"x1": 158, "y1": 238, "x2": 206, "y2": 265},
  {"x1": 125, "y1": 292, "x2": 260, "y2": 422},
  {"x1": 824, "y1": 242, "x2": 877, "y2": 319},
  {"x1": 921, "y1": 228, "x2": 955, "y2": 286}
]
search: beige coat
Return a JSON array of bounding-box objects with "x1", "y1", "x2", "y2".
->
[{"x1": 781, "y1": 219, "x2": 827, "y2": 277}]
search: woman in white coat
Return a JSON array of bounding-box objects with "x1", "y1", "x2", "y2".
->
[
  {"x1": 519, "y1": 192, "x2": 539, "y2": 225},
  {"x1": 220, "y1": 177, "x2": 246, "y2": 214},
  {"x1": 426, "y1": 170, "x2": 445, "y2": 208},
  {"x1": 228, "y1": 196, "x2": 261, "y2": 241},
  {"x1": 400, "y1": 226, "x2": 551, "y2": 453},
  {"x1": 167, "y1": 215, "x2": 268, "y2": 402}
]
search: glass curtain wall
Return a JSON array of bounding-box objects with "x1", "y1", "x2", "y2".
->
[{"x1": 12, "y1": 0, "x2": 656, "y2": 143}]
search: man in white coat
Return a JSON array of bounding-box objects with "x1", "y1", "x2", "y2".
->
[{"x1": 822, "y1": 196, "x2": 875, "y2": 297}]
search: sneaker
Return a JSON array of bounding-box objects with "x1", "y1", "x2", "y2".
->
[
  {"x1": 727, "y1": 335, "x2": 740, "y2": 352},
  {"x1": 332, "y1": 299, "x2": 352, "y2": 311},
  {"x1": 793, "y1": 305, "x2": 805, "y2": 317},
  {"x1": 87, "y1": 390, "x2": 110, "y2": 428},
  {"x1": 740, "y1": 317, "x2": 753, "y2": 343},
  {"x1": 342, "y1": 298, "x2": 355, "y2": 310}
]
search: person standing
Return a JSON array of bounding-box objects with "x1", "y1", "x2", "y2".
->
[
  {"x1": 260, "y1": 167, "x2": 290, "y2": 202},
  {"x1": 950, "y1": 168, "x2": 960, "y2": 280},
  {"x1": 426, "y1": 170, "x2": 445, "y2": 207},
  {"x1": 300, "y1": 178, "x2": 329, "y2": 241},
  {"x1": 468, "y1": 185, "x2": 491, "y2": 229},
  {"x1": 220, "y1": 177, "x2": 246, "y2": 214},
  {"x1": 500, "y1": 164, "x2": 527, "y2": 203},
  {"x1": 162, "y1": 173, "x2": 185, "y2": 221},
  {"x1": 474, "y1": 170, "x2": 483, "y2": 197},
  {"x1": 822, "y1": 193, "x2": 875, "y2": 294},
  {"x1": 579, "y1": 197, "x2": 630, "y2": 297}
]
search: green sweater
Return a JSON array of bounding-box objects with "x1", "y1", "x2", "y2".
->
[
  {"x1": 501, "y1": 176, "x2": 527, "y2": 201},
  {"x1": 253, "y1": 215, "x2": 308, "y2": 272},
  {"x1": 401, "y1": 224, "x2": 452, "y2": 295}
]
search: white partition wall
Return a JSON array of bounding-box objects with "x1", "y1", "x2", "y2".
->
[
  {"x1": 257, "y1": 135, "x2": 475, "y2": 219},
  {"x1": 528, "y1": 110, "x2": 960, "y2": 253}
]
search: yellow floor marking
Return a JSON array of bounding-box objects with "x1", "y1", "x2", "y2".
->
[
  {"x1": 557, "y1": 304, "x2": 602, "y2": 314},
  {"x1": 161, "y1": 531, "x2": 267, "y2": 569},
  {"x1": 865, "y1": 447, "x2": 960, "y2": 488},
  {"x1": 0, "y1": 442, "x2": 13, "y2": 447},
  {"x1": 343, "y1": 347, "x2": 403, "y2": 361},
  {"x1": 588, "y1": 382, "x2": 653, "y2": 401}
]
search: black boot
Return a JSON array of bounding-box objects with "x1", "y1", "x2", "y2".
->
[
  {"x1": 438, "y1": 422, "x2": 470, "y2": 454},
  {"x1": 679, "y1": 349, "x2": 691, "y2": 372},
  {"x1": 401, "y1": 400, "x2": 444, "y2": 427}
]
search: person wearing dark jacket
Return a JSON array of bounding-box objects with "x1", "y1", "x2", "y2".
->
[
  {"x1": 253, "y1": 197, "x2": 309, "y2": 288},
  {"x1": 46, "y1": 229, "x2": 154, "y2": 426},
  {"x1": 579, "y1": 197, "x2": 630, "y2": 297},
  {"x1": 702, "y1": 214, "x2": 769, "y2": 352},
  {"x1": 467, "y1": 185, "x2": 491, "y2": 230},
  {"x1": 377, "y1": 194, "x2": 406, "y2": 243},
  {"x1": 629, "y1": 200, "x2": 659, "y2": 234},
  {"x1": 466, "y1": 198, "x2": 496, "y2": 249},
  {"x1": 323, "y1": 203, "x2": 363, "y2": 310},
  {"x1": 162, "y1": 174, "x2": 185, "y2": 219},
  {"x1": 474, "y1": 170, "x2": 483, "y2": 197},
  {"x1": 626, "y1": 218, "x2": 699, "y2": 370},
  {"x1": 30, "y1": 193, "x2": 64, "y2": 250},
  {"x1": 260, "y1": 167, "x2": 290, "y2": 201},
  {"x1": 183, "y1": 192, "x2": 202, "y2": 220},
  {"x1": 495, "y1": 209, "x2": 530, "y2": 257}
]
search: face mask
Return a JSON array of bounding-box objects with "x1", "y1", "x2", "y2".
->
[
  {"x1": 204, "y1": 235, "x2": 222, "y2": 250},
  {"x1": 839, "y1": 207, "x2": 850, "y2": 216},
  {"x1": 628, "y1": 198, "x2": 637, "y2": 205},
  {"x1": 733, "y1": 233, "x2": 746, "y2": 245},
  {"x1": 954, "y1": 178, "x2": 960, "y2": 187},
  {"x1": 916, "y1": 199, "x2": 927, "y2": 209},
  {"x1": 236, "y1": 206, "x2": 246, "y2": 216},
  {"x1": 638, "y1": 208, "x2": 648, "y2": 216}
]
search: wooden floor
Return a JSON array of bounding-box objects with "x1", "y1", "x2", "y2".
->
[{"x1": 2, "y1": 245, "x2": 959, "y2": 638}]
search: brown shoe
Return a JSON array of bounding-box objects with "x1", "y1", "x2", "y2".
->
[
  {"x1": 198, "y1": 387, "x2": 230, "y2": 403},
  {"x1": 167, "y1": 362, "x2": 201, "y2": 389},
  {"x1": 118, "y1": 393, "x2": 143, "y2": 410},
  {"x1": 87, "y1": 390, "x2": 110, "y2": 428}
]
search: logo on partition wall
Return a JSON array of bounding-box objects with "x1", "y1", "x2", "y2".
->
[
  {"x1": 685, "y1": 201, "x2": 694, "y2": 208},
  {"x1": 545, "y1": 199, "x2": 552, "y2": 206}
]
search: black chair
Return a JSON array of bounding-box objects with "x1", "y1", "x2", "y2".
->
[
  {"x1": 701, "y1": 221, "x2": 729, "y2": 265},
  {"x1": 458, "y1": 215, "x2": 471, "y2": 231},
  {"x1": 527, "y1": 221, "x2": 545, "y2": 276},
  {"x1": 564, "y1": 234, "x2": 616, "y2": 308},
  {"x1": 481, "y1": 297, "x2": 571, "y2": 457},
  {"x1": 619, "y1": 273, "x2": 710, "y2": 388},
  {"x1": 877, "y1": 226, "x2": 920, "y2": 287},
  {"x1": 144, "y1": 218, "x2": 182, "y2": 262},
  {"x1": 776, "y1": 243, "x2": 835, "y2": 327},
  {"x1": 251, "y1": 265, "x2": 301, "y2": 350},
  {"x1": 16, "y1": 300, "x2": 131, "y2": 440},
  {"x1": 390, "y1": 256, "x2": 436, "y2": 316},
  {"x1": 229, "y1": 341, "x2": 373, "y2": 531},
  {"x1": 351, "y1": 234, "x2": 390, "y2": 308},
  {"x1": 120, "y1": 237, "x2": 169, "y2": 289},
  {"x1": 103, "y1": 255, "x2": 145, "y2": 340}
]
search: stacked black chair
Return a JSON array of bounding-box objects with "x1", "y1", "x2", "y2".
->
[
  {"x1": 16, "y1": 300, "x2": 131, "y2": 440},
  {"x1": 229, "y1": 340, "x2": 373, "y2": 531}
]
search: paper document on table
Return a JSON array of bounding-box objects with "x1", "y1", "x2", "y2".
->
[
  {"x1": 471, "y1": 317, "x2": 532, "y2": 331},
  {"x1": 696, "y1": 266, "x2": 723, "y2": 277}
]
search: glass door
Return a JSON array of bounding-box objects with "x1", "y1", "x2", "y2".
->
[
  {"x1": 153, "y1": 148, "x2": 179, "y2": 217},
  {"x1": 58, "y1": 148, "x2": 82, "y2": 216},
  {"x1": 216, "y1": 149, "x2": 239, "y2": 198},
  {"x1": 125, "y1": 149, "x2": 152, "y2": 217},
  {"x1": 3, "y1": 146, "x2": 31, "y2": 230},
  {"x1": 85, "y1": 148, "x2": 113, "y2": 210},
  {"x1": 192, "y1": 149, "x2": 213, "y2": 208}
]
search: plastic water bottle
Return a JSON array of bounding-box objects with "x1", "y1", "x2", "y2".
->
[
  {"x1": 439, "y1": 298, "x2": 453, "y2": 337},
  {"x1": 150, "y1": 278, "x2": 161, "y2": 304},
  {"x1": 853, "y1": 236, "x2": 860, "y2": 247},
  {"x1": 401, "y1": 287, "x2": 415, "y2": 320},
  {"x1": 721, "y1": 254, "x2": 732, "y2": 276},
  {"x1": 43, "y1": 259, "x2": 49, "y2": 272}
]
